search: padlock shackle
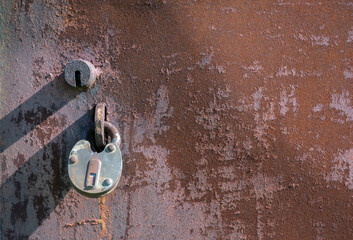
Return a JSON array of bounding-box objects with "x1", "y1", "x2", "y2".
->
[{"x1": 104, "y1": 121, "x2": 121, "y2": 146}]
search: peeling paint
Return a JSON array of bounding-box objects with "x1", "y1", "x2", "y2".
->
[
  {"x1": 279, "y1": 85, "x2": 298, "y2": 116},
  {"x1": 330, "y1": 90, "x2": 353, "y2": 121},
  {"x1": 313, "y1": 104, "x2": 323, "y2": 113},
  {"x1": 327, "y1": 149, "x2": 353, "y2": 189},
  {"x1": 344, "y1": 68, "x2": 353, "y2": 79},
  {"x1": 347, "y1": 29, "x2": 353, "y2": 42}
]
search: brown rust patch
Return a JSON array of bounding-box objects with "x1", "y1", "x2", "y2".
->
[
  {"x1": 64, "y1": 197, "x2": 110, "y2": 238},
  {"x1": 65, "y1": 218, "x2": 103, "y2": 228}
]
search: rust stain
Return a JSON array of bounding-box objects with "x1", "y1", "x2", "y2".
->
[
  {"x1": 64, "y1": 197, "x2": 110, "y2": 238},
  {"x1": 98, "y1": 197, "x2": 110, "y2": 238},
  {"x1": 64, "y1": 218, "x2": 103, "y2": 228}
]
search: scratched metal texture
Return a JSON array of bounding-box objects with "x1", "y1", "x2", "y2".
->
[{"x1": 0, "y1": 0, "x2": 352, "y2": 239}]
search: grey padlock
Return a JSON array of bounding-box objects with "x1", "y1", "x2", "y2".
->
[
  {"x1": 68, "y1": 139, "x2": 122, "y2": 198},
  {"x1": 68, "y1": 103, "x2": 122, "y2": 198},
  {"x1": 64, "y1": 59, "x2": 96, "y2": 88}
]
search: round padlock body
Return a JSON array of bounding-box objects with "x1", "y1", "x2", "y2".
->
[{"x1": 68, "y1": 140, "x2": 123, "y2": 198}]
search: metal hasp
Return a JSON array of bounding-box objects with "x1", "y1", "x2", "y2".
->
[
  {"x1": 64, "y1": 59, "x2": 97, "y2": 88},
  {"x1": 68, "y1": 103, "x2": 122, "y2": 198}
]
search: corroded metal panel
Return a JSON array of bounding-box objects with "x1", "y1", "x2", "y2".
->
[{"x1": 0, "y1": 0, "x2": 352, "y2": 239}]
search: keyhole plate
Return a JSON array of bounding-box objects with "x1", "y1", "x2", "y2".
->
[{"x1": 64, "y1": 59, "x2": 96, "y2": 88}]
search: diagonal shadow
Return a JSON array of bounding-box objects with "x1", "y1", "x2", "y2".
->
[
  {"x1": 0, "y1": 110, "x2": 95, "y2": 240},
  {"x1": 0, "y1": 74, "x2": 78, "y2": 154}
]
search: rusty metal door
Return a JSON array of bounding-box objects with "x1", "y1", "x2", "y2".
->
[{"x1": 0, "y1": 1, "x2": 352, "y2": 239}]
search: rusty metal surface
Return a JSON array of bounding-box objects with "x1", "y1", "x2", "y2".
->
[{"x1": 0, "y1": 0, "x2": 352, "y2": 239}]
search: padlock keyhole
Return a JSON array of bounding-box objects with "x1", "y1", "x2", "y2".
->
[
  {"x1": 75, "y1": 70, "x2": 82, "y2": 87},
  {"x1": 89, "y1": 173, "x2": 96, "y2": 186}
]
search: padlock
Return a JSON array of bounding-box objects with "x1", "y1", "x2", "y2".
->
[{"x1": 68, "y1": 104, "x2": 122, "y2": 198}]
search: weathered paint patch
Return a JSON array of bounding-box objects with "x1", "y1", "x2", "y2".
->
[
  {"x1": 327, "y1": 148, "x2": 353, "y2": 189},
  {"x1": 279, "y1": 85, "x2": 298, "y2": 116},
  {"x1": 330, "y1": 90, "x2": 353, "y2": 122},
  {"x1": 347, "y1": 28, "x2": 353, "y2": 42},
  {"x1": 344, "y1": 68, "x2": 353, "y2": 79},
  {"x1": 313, "y1": 104, "x2": 323, "y2": 113}
]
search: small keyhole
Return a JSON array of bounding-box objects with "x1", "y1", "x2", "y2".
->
[
  {"x1": 75, "y1": 70, "x2": 81, "y2": 87},
  {"x1": 89, "y1": 173, "x2": 96, "y2": 186}
]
